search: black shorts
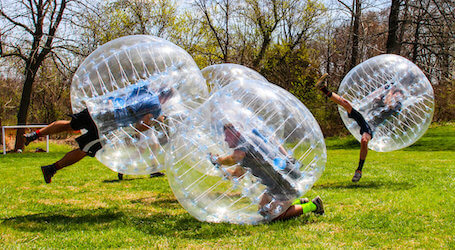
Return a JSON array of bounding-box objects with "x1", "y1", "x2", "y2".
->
[
  {"x1": 69, "y1": 109, "x2": 102, "y2": 157},
  {"x1": 348, "y1": 109, "x2": 374, "y2": 138}
]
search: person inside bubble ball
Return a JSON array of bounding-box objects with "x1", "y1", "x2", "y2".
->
[
  {"x1": 315, "y1": 73, "x2": 373, "y2": 182},
  {"x1": 363, "y1": 83, "x2": 404, "y2": 128},
  {"x1": 23, "y1": 86, "x2": 174, "y2": 184},
  {"x1": 209, "y1": 123, "x2": 324, "y2": 222}
]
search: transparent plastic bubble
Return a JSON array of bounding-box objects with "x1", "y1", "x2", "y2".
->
[
  {"x1": 166, "y1": 79, "x2": 326, "y2": 224},
  {"x1": 338, "y1": 54, "x2": 434, "y2": 152},
  {"x1": 70, "y1": 35, "x2": 208, "y2": 175},
  {"x1": 201, "y1": 63, "x2": 268, "y2": 93}
]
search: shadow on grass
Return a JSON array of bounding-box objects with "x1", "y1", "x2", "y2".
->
[
  {"x1": 129, "y1": 212, "x2": 317, "y2": 240},
  {"x1": 314, "y1": 180, "x2": 415, "y2": 191},
  {"x1": 1, "y1": 201, "x2": 318, "y2": 240},
  {"x1": 102, "y1": 174, "x2": 166, "y2": 183},
  {"x1": 402, "y1": 138, "x2": 455, "y2": 151},
  {"x1": 130, "y1": 197, "x2": 179, "y2": 206},
  {"x1": 0, "y1": 208, "x2": 124, "y2": 232},
  {"x1": 326, "y1": 137, "x2": 359, "y2": 150},
  {"x1": 127, "y1": 196, "x2": 318, "y2": 239},
  {"x1": 102, "y1": 178, "x2": 141, "y2": 183}
]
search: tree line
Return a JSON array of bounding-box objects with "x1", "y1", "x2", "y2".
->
[{"x1": 1, "y1": 0, "x2": 454, "y2": 150}]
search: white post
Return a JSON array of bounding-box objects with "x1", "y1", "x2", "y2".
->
[
  {"x1": 2, "y1": 126, "x2": 5, "y2": 155},
  {"x1": 46, "y1": 135, "x2": 49, "y2": 153},
  {"x1": 2, "y1": 125, "x2": 49, "y2": 154}
]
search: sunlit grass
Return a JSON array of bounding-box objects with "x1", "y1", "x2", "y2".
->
[{"x1": 0, "y1": 124, "x2": 453, "y2": 248}]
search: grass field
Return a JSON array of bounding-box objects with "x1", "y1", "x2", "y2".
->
[{"x1": 0, "y1": 124, "x2": 454, "y2": 248}]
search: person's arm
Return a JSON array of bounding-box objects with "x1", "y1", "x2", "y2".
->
[
  {"x1": 210, "y1": 150, "x2": 246, "y2": 178},
  {"x1": 135, "y1": 114, "x2": 165, "y2": 132},
  {"x1": 384, "y1": 91, "x2": 394, "y2": 106},
  {"x1": 216, "y1": 150, "x2": 246, "y2": 166}
]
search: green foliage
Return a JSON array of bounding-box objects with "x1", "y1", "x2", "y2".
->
[
  {"x1": 434, "y1": 79, "x2": 455, "y2": 122},
  {"x1": 0, "y1": 59, "x2": 72, "y2": 126},
  {"x1": 29, "y1": 61, "x2": 72, "y2": 124},
  {"x1": 80, "y1": 0, "x2": 179, "y2": 47},
  {"x1": 0, "y1": 124, "x2": 453, "y2": 248}
]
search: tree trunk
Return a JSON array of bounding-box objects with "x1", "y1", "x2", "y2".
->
[
  {"x1": 386, "y1": 0, "x2": 401, "y2": 54},
  {"x1": 412, "y1": 18, "x2": 421, "y2": 63},
  {"x1": 14, "y1": 63, "x2": 39, "y2": 151},
  {"x1": 349, "y1": 0, "x2": 361, "y2": 70},
  {"x1": 253, "y1": 32, "x2": 272, "y2": 68}
]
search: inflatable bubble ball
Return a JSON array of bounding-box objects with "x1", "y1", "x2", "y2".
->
[
  {"x1": 71, "y1": 35, "x2": 208, "y2": 175},
  {"x1": 166, "y1": 79, "x2": 326, "y2": 224},
  {"x1": 338, "y1": 54, "x2": 434, "y2": 152},
  {"x1": 201, "y1": 63, "x2": 268, "y2": 93}
]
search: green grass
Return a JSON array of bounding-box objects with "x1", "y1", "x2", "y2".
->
[{"x1": 1, "y1": 124, "x2": 454, "y2": 248}]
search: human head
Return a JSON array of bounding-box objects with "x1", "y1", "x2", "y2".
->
[
  {"x1": 390, "y1": 86, "x2": 404, "y2": 100},
  {"x1": 393, "y1": 88, "x2": 404, "y2": 96},
  {"x1": 223, "y1": 123, "x2": 242, "y2": 148},
  {"x1": 158, "y1": 87, "x2": 175, "y2": 104}
]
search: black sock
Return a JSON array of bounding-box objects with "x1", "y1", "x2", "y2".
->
[
  {"x1": 357, "y1": 159, "x2": 365, "y2": 172},
  {"x1": 319, "y1": 86, "x2": 332, "y2": 97}
]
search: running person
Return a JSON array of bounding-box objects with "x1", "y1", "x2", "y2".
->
[{"x1": 24, "y1": 86, "x2": 174, "y2": 183}]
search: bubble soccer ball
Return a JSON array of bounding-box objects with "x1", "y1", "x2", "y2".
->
[
  {"x1": 338, "y1": 54, "x2": 434, "y2": 152},
  {"x1": 201, "y1": 63, "x2": 268, "y2": 93},
  {"x1": 71, "y1": 35, "x2": 208, "y2": 175},
  {"x1": 166, "y1": 79, "x2": 326, "y2": 224}
]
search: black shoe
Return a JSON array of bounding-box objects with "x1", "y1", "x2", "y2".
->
[
  {"x1": 24, "y1": 132, "x2": 39, "y2": 146},
  {"x1": 118, "y1": 173, "x2": 123, "y2": 180},
  {"x1": 41, "y1": 164, "x2": 57, "y2": 184},
  {"x1": 150, "y1": 172, "x2": 165, "y2": 178},
  {"x1": 352, "y1": 170, "x2": 362, "y2": 182},
  {"x1": 312, "y1": 196, "x2": 324, "y2": 215},
  {"x1": 299, "y1": 197, "x2": 310, "y2": 204}
]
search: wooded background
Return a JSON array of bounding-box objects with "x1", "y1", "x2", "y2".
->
[{"x1": 1, "y1": 0, "x2": 454, "y2": 150}]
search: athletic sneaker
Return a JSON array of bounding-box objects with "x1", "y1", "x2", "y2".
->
[
  {"x1": 118, "y1": 173, "x2": 123, "y2": 180},
  {"x1": 24, "y1": 132, "x2": 39, "y2": 146},
  {"x1": 41, "y1": 164, "x2": 57, "y2": 184},
  {"x1": 292, "y1": 197, "x2": 310, "y2": 205},
  {"x1": 352, "y1": 170, "x2": 362, "y2": 182},
  {"x1": 312, "y1": 196, "x2": 324, "y2": 215},
  {"x1": 315, "y1": 73, "x2": 329, "y2": 89},
  {"x1": 150, "y1": 172, "x2": 165, "y2": 178}
]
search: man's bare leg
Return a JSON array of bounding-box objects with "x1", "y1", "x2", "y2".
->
[
  {"x1": 352, "y1": 132, "x2": 371, "y2": 182},
  {"x1": 37, "y1": 120, "x2": 73, "y2": 136},
  {"x1": 315, "y1": 74, "x2": 372, "y2": 182},
  {"x1": 330, "y1": 93, "x2": 371, "y2": 181},
  {"x1": 274, "y1": 205, "x2": 304, "y2": 220},
  {"x1": 329, "y1": 92, "x2": 353, "y2": 113},
  {"x1": 55, "y1": 149, "x2": 87, "y2": 168},
  {"x1": 315, "y1": 74, "x2": 353, "y2": 113},
  {"x1": 273, "y1": 196, "x2": 324, "y2": 221},
  {"x1": 41, "y1": 149, "x2": 87, "y2": 183},
  {"x1": 24, "y1": 120, "x2": 73, "y2": 146}
]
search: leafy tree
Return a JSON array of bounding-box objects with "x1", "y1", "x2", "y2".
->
[
  {"x1": 0, "y1": 0, "x2": 72, "y2": 150},
  {"x1": 75, "y1": 0, "x2": 178, "y2": 48}
]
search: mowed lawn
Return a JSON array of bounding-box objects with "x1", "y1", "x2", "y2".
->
[{"x1": 0, "y1": 124, "x2": 454, "y2": 248}]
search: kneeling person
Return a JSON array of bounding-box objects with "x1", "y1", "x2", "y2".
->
[{"x1": 209, "y1": 123, "x2": 324, "y2": 222}]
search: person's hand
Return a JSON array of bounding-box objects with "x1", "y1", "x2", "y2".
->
[
  {"x1": 208, "y1": 153, "x2": 220, "y2": 167},
  {"x1": 286, "y1": 155, "x2": 297, "y2": 164}
]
